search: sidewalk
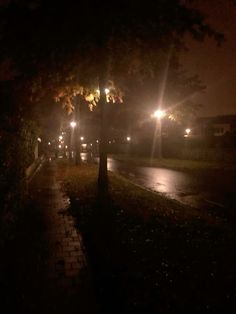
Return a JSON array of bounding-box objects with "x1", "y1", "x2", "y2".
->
[{"x1": 1, "y1": 161, "x2": 97, "y2": 313}]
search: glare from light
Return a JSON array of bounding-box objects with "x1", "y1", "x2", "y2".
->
[
  {"x1": 37, "y1": 137, "x2": 41, "y2": 142},
  {"x1": 105, "y1": 88, "x2": 109, "y2": 95},
  {"x1": 65, "y1": 145, "x2": 68, "y2": 149},
  {"x1": 48, "y1": 142, "x2": 51, "y2": 145},
  {"x1": 96, "y1": 140, "x2": 99, "y2": 143},
  {"x1": 153, "y1": 110, "x2": 166, "y2": 119},
  {"x1": 70, "y1": 121, "x2": 77, "y2": 128},
  {"x1": 185, "y1": 128, "x2": 191, "y2": 134},
  {"x1": 126, "y1": 136, "x2": 131, "y2": 141},
  {"x1": 109, "y1": 140, "x2": 111, "y2": 144},
  {"x1": 59, "y1": 135, "x2": 63, "y2": 140},
  {"x1": 80, "y1": 136, "x2": 84, "y2": 141},
  {"x1": 58, "y1": 144, "x2": 62, "y2": 149},
  {"x1": 90, "y1": 143, "x2": 93, "y2": 146}
]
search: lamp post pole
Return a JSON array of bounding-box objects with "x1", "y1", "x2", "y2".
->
[
  {"x1": 153, "y1": 109, "x2": 165, "y2": 159},
  {"x1": 74, "y1": 96, "x2": 82, "y2": 165},
  {"x1": 157, "y1": 118, "x2": 162, "y2": 159},
  {"x1": 70, "y1": 121, "x2": 76, "y2": 161}
]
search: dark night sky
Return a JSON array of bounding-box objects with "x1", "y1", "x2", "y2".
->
[
  {"x1": 181, "y1": 0, "x2": 236, "y2": 117},
  {"x1": 0, "y1": 0, "x2": 235, "y2": 118}
]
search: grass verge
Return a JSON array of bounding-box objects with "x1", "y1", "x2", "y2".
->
[{"x1": 58, "y1": 161, "x2": 236, "y2": 313}]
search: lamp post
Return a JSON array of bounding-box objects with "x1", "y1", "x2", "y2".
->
[
  {"x1": 70, "y1": 121, "x2": 77, "y2": 128},
  {"x1": 153, "y1": 109, "x2": 165, "y2": 159},
  {"x1": 69, "y1": 121, "x2": 76, "y2": 161},
  {"x1": 185, "y1": 128, "x2": 191, "y2": 136}
]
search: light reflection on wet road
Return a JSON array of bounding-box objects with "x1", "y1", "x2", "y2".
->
[
  {"x1": 81, "y1": 153, "x2": 236, "y2": 212},
  {"x1": 106, "y1": 158, "x2": 236, "y2": 211}
]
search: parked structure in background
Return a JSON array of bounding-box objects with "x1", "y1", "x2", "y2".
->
[{"x1": 191, "y1": 115, "x2": 236, "y2": 138}]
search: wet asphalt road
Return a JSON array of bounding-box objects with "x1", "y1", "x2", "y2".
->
[
  {"x1": 82, "y1": 154, "x2": 236, "y2": 214},
  {"x1": 107, "y1": 158, "x2": 236, "y2": 213}
]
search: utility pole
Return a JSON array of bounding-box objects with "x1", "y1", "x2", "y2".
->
[{"x1": 74, "y1": 95, "x2": 82, "y2": 165}]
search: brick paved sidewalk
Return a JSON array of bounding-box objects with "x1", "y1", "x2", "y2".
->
[{"x1": 29, "y1": 160, "x2": 97, "y2": 313}]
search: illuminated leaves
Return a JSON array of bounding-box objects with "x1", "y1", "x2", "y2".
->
[{"x1": 53, "y1": 79, "x2": 124, "y2": 114}]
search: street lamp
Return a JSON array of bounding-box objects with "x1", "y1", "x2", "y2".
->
[
  {"x1": 153, "y1": 109, "x2": 166, "y2": 119},
  {"x1": 126, "y1": 136, "x2": 131, "y2": 142},
  {"x1": 80, "y1": 136, "x2": 84, "y2": 141},
  {"x1": 185, "y1": 128, "x2": 191, "y2": 135},
  {"x1": 70, "y1": 121, "x2": 77, "y2": 128}
]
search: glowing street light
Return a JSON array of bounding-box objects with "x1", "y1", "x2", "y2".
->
[
  {"x1": 37, "y1": 137, "x2": 41, "y2": 142},
  {"x1": 153, "y1": 109, "x2": 166, "y2": 119},
  {"x1": 48, "y1": 142, "x2": 51, "y2": 146},
  {"x1": 70, "y1": 121, "x2": 77, "y2": 128},
  {"x1": 185, "y1": 128, "x2": 191, "y2": 135},
  {"x1": 59, "y1": 135, "x2": 63, "y2": 140},
  {"x1": 80, "y1": 136, "x2": 84, "y2": 141},
  {"x1": 58, "y1": 144, "x2": 62, "y2": 149},
  {"x1": 96, "y1": 88, "x2": 109, "y2": 94},
  {"x1": 126, "y1": 136, "x2": 131, "y2": 142}
]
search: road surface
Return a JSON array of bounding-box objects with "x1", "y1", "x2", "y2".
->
[
  {"x1": 107, "y1": 158, "x2": 236, "y2": 213},
  {"x1": 82, "y1": 153, "x2": 236, "y2": 215}
]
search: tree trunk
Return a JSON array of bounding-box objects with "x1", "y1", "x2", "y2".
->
[
  {"x1": 98, "y1": 78, "x2": 108, "y2": 191},
  {"x1": 75, "y1": 127, "x2": 81, "y2": 165},
  {"x1": 75, "y1": 98, "x2": 81, "y2": 165},
  {"x1": 69, "y1": 129, "x2": 73, "y2": 161}
]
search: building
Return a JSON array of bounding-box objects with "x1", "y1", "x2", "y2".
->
[{"x1": 192, "y1": 114, "x2": 236, "y2": 137}]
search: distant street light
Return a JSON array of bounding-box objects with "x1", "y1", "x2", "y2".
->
[
  {"x1": 37, "y1": 137, "x2": 41, "y2": 142},
  {"x1": 184, "y1": 128, "x2": 191, "y2": 138},
  {"x1": 80, "y1": 136, "x2": 84, "y2": 141},
  {"x1": 59, "y1": 135, "x2": 63, "y2": 140},
  {"x1": 126, "y1": 136, "x2": 131, "y2": 142},
  {"x1": 96, "y1": 88, "x2": 109, "y2": 94},
  {"x1": 70, "y1": 121, "x2": 77, "y2": 128},
  {"x1": 48, "y1": 142, "x2": 51, "y2": 146},
  {"x1": 58, "y1": 144, "x2": 62, "y2": 149}
]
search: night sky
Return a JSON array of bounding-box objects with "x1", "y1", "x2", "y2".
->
[
  {"x1": 0, "y1": 0, "x2": 235, "y2": 118},
  {"x1": 181, "y1": 0, "x2": 236, "y2": 116}
]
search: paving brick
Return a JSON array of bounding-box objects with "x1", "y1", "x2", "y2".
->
[
  {"x1": 70, "y1": 251, "x2": 84, "y2": 257},
  {"x1": 65, "y1": 269, "x2": 79, "y2": 277},
  {"x1": 71, "y1": 262, "x2": 82, "y2": 270},
  {"x1": 27, "y1": 161, "x2": 96, "y2": 312},
  {"x1": 65, "y1": 256, "x2": 78, "y2": 263}
]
